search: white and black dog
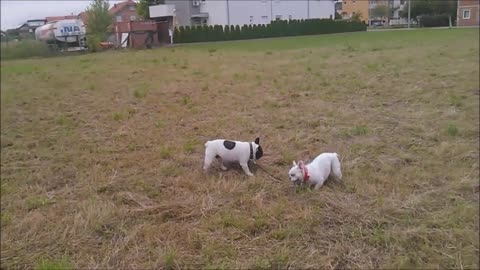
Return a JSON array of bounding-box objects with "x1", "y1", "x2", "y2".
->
[
  {"x1": 203, "y1": 137, "x2": 263, "y2": 176},
  {"x1": 288, "y1": 153, "x2": 342, "y2": 189}
]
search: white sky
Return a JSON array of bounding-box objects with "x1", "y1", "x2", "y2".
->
[{"x1": 1, "y1": 0, "x2": 123, "y2": 30}]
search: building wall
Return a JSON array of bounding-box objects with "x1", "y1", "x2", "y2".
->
[
  {"x1": 114, "y1": 5, "x2": 139, "y2": 23},
  {"x1": 166, "y1": 0, "x2": 193, "y2": 26},
  {"x1": 341, "y1": 0, "x2": 369, "y2": 22},
  {"x1": 192, "y1": 0, "x2": 334, "y2": 26},
  {"x1": 457, "y1": 1, "x2": 480, "y2": 27}
]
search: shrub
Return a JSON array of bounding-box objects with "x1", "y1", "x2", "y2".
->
[
  {"x1": 419, "y1": 14, "x2": 450, "y2": 27},
  {"x1": 0, "y1": 40, "x2": 55, "y2": 60}
]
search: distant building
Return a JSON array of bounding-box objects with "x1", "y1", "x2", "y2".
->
[
  {"x1": 15, "y1": 19, "x2": 46, "y2": 38},
  {"x1": 457, "y1": 0, "x2": 479, "y2": 27},
  {"x1": 340, "y1": 0, "x2": 369, "y2": 22},
  {"x1": 46, "y1": 15, "x2": 80, "y2": 23},
  {"x1": 149, "y1": 0, "x2": 336, "y2": 27}
]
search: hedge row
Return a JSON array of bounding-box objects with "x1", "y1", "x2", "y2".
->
[
  {"x1": 418, "y1": 15, "x2": 451, "y2": 27},
  {"x1": 173, "y1": 19, "x2": 366, "y2": 43}
]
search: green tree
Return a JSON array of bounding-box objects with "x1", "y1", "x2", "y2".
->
[
  {"x1": 400, "y1": 0, "x2": 457, "y2": 22},
  {"x1": 85, "y1": 0, "x2": 113, "y2": 51},
  {"x1": 370, "y1": 5, "x2": 389, "y2": 19},
  {"x1": 137, "y1": 0, "x2": 165, "y2": 20}
]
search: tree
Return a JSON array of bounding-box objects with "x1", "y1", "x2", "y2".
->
[
  {"x1": 370, "y1": 5, "x2": 389, "y2": 19},
  {"x1": 85, "y1": 0, "x2": 113, "y2": 51},
  {"x1": 400, "y1": 0, "x2": 457, "y2": 22},
  {"x1": 137, "y1": 0, "x2": 165, "y2": 20}
]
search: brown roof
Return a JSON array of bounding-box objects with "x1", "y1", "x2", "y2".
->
[
  {"x1": 109, "y1": 0, "x2": 136, "y2": 15},
  {"x1": 46, "y1": 15, "x2": 79, "y2": 22},
  {"x1": 78, "y1": 11, "x2": 88, "y2": 24}
]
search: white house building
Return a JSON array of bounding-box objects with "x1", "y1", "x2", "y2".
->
[{"x1": 150, "y1": 0, "x2": 336, "y2": 27}]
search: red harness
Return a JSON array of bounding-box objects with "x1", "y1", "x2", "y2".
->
[{"x1": 299, "y1": 161, "x2": 310, "y2": 182}]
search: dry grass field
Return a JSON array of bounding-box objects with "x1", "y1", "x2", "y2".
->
[{"x1": 1, "y1": 28, "x2": 479, "y2": 269}]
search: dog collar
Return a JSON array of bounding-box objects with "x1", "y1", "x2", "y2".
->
[
  {"x1": 249, "y1": 143, "x2": 254, "y2": 160},
  {"x1": 300, "y1": 162, "x2": 310, "y2": 182}
]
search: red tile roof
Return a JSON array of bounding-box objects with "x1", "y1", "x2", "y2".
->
[{"x1": 109, "y1": 0, "x2": 136, "y2": 15}]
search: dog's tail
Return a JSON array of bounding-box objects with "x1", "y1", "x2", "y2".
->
[{"x1": 331, "y1": 153, "x2": 342, "y2": 180}]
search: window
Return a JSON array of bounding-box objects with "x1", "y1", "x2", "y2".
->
[
  {"x1": 275, "y1": 15, "x2": 282, "y2": 21},
  {"x1": 289, "y1": 15, "x2": 292, "y2": 20},
  {"x1": 261, "y1": 15, "x2": 268, "y2": 21},
  {"x1": 200, "y1": 0, "x2": 206, "y2": 2},
  {"x1": 463, "y1": 10, "x2": 471, "y2": 19},
  {"x1": 116, "y1": 15, "x2": 122, "y2": 22},
  {"x1": 249, "y1": 16, "x2": 253, "y2": 24},
  {"x1": 129, "y1": 5, "x2": 135, "y2": 11},
  {"x1": 130, "y1": 15, "x2": 136, "y2": 21}
]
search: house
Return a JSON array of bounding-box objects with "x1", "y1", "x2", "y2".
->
[
  {"x1": 149, "y1": 0, "x2": 336, "y2": 27},
  {"x1": 457, "y1": 0, "x2": 479, "y2": 27},
  {"x1": 14, "y1": 19, "x2": 46, "y2": 38},
  {"x1": 78, "y1": 0, "x2": 139, "y2": 29},
  {"x1": 46, "y1": 15, "x2": 79, "y2": 22},
  {"x1": 340, "y1": 0, "x2": 369, "y2": 22},
  {"x1": 110, "y1": 0, "x2": 139, "y2": 23}
]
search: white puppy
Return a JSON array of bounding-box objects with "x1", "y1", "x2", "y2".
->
[
  {"x1": 203, "y1": 137, "x2": 263, "y2": 176},
  {"x1": 288, "y1": 153, "x2": 342, "y2": 189}
]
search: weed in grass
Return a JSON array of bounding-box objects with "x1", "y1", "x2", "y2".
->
[
  {"x1": 159, "y1": 146, "x2": 174, "y2": 159},
  {"x1": 152, "y1": 58, "x2": 159, "y2": 63},
  {"x1": 367, "y1": 63, "x2": 379, "y2": 71},
  {"x1": 35, "y1": 256, "x2": 73, "y2": 270},
  {"x1": 183, "y1": 139, "x2": 199, "y2": 153},
  {"x1": 182, "y1": 95, "x2": 191, "y2": 105},
  {"x1": 306, "y1": 66, "x2": 312, "y2": 72},
  {"x1": 351, "y1": 125, "x2": 368, "y2": 136},
  {"x1": 26, "y1": 196, "x2": 53, "y2": 211},
  {"x1": 447, "y1": 124, "x2": 459, "y2": 136},
  {"x1": 134, "y1": 84, "x2": 148, "y2": 98},
  {"x1": 112, "y1": 112, "x2": 123, "y2": 121},
  {"x1": 160, "y1": 164, "x2": 183, "y2": 177},
  {"x1": 164, "y1": 250, "x2": 176, "y2": 270},
  {"x1": 271, "y1": 228, "x2": 288, "y2": 241},
  {"x1": 155, "y1": 120, "x2": 164, "y2": 129},
  {"x1": 265, "y1": 51, "x2": 273, "y2": 55},
  {"x1": 1, "y1": 211, "x2": 11, "y2": 226},
  {"x1": 208, "y1": 48, "x2": 217, "y2": 53},
  {"x1": 449, "y1": 94, "x2": 464, "y2": 107}
]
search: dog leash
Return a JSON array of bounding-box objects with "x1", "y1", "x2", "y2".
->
[{"x1": 256, "y1": 164, "x2": 284, "y2": 182}]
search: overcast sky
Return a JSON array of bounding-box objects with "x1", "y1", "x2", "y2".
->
[{"x1": 1, "y1": 0, "x2": 123, "y2": 30}]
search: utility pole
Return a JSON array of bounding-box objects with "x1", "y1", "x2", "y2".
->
[{"x1": 407, "y1": 0, "x2": 411, "y2": 28}]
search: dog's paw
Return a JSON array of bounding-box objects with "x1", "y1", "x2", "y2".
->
[{"x1": 220, "y1": 165, "x2": 228, "y2": 171}]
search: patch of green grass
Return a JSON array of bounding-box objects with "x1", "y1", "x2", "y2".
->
[
  {"x1": 447, "y1": 124, "x2": 459, "y2": 136},
  {"x1": 35, "y1": 256, "x2": 73, "y2": 270}
]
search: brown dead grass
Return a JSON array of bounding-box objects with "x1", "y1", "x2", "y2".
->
[{"x1": 1, "y1": 29, "x2": 479, "y2": 269}]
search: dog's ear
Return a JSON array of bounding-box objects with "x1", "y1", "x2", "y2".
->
[
  {"x1": 292, "y1": 161, "x2": 297, "y2": 166},
  {"x1": 254, "y1": 137, "x2": 260, "y2": 145}
]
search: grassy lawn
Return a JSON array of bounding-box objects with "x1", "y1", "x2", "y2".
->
[{"x1": 1, "y1": 28, "x2": 479, "y2": 269}]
